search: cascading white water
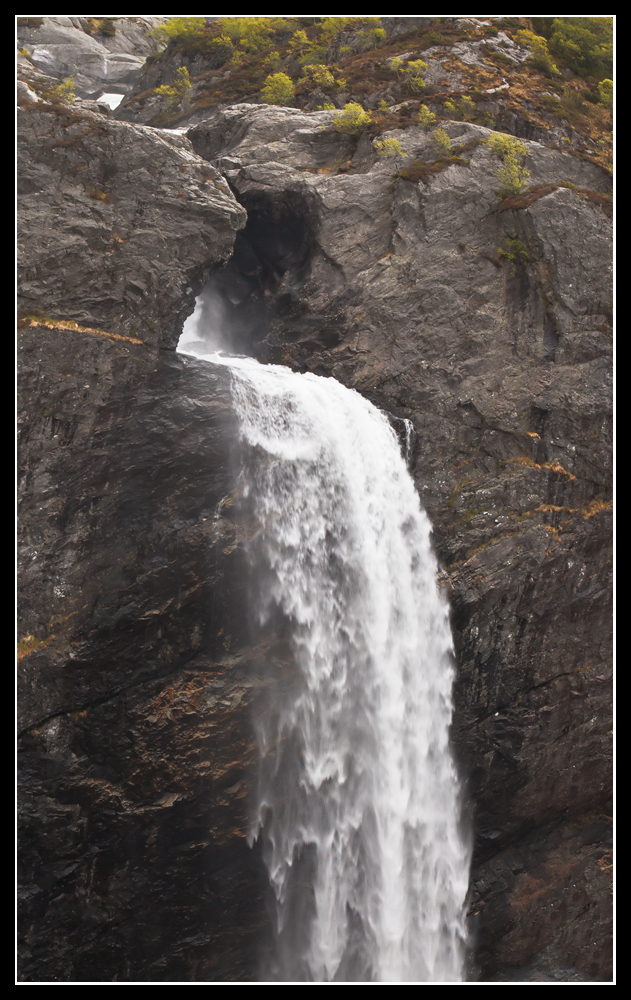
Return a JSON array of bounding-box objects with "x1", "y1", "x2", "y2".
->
[{"x1": 179, "y1": 310, "x2": 470, "y2": 983}]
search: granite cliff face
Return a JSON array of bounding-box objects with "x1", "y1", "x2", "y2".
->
[{"x1": 18, "y1": 94, "x2": 612, "y2": 982}]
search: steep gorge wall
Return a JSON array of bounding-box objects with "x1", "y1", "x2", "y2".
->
[{"x1": 18, "y1": 101, "x2": 612, "y2": 982}]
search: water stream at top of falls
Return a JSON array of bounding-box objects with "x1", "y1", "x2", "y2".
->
[{"x1": 178, "y1": 304, "x2": 470, "y2": 982}]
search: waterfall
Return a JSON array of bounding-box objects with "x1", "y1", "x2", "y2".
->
[{"x1": 178, "y1": 311, "x2": 470, "y2": 983}]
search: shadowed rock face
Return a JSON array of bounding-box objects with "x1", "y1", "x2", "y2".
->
[
  {"x1": 17, "y1": 104, "x2": 267, "y2": 982},
  {"x1": 18, "y1": 101, "x2": 612, "y2": 982}
]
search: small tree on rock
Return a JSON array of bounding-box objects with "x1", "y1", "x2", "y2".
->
[
  {"x1": 52, "y1": 76, "x2": 75, "y2": 104},
  {"x1": 598, "y1": 78, "x2": 613, "y2": 110},
  {"x1": 417, "y1": 105, "x2": 436, "y2": 130},
  {"x1": 331, "y1": 102, "x2": 373, "y2": 136},
  {"x1": 374, "y1": 136, "x2": 405, "y2": 172},
  {"x1": 432, "y1": 128, "x2": 452, "y2": 156},
  {"x1": 483, "y1": 132, "x2": 530, "y2": 196},
  {"x1": 156, "y1": 66, "x2": 192, "y2": 111},
  {"x1": 261, "y1": 72, "x2": 295, "y2": 107}
]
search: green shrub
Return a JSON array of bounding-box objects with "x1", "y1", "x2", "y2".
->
[
  {"x1": 299, "y1": 45, "x2": 328, "y2": 67},
  {"x1": 497, "y1": 157, "x2": 530, "y2": 196},
  {"x1": 459, "y1": 96, "x2": 476, "y2": 120},
  {"x1": 85, "y1": 17, "x2": 117, "y2": 37},
  {"x1": 402, "y1": 58, "x2": 428, "y2": 93},
  {"x1": 390, "y1": 56, "x2": 428, "y2": 92},
  {"x1": 331, "y1": 102, "x2": 373, "y2": 135},
  {"x1": 444, "y1": 96, "x2": 478, "y2": 122},
  {"x1": 303, "y1": 64, "x2": 335, "y2": 88},
  {"x1": 320, "y1": 16, "x2": 356, "y2": 43},
  {"x1": 357, "y1": 25, "x2": 386, "y2": 50},
  {"x1": 156, "y1": 66, "x2": 192, "y2": 110},
  {"x1": 374, "y1": 137, "x2": 405, "y2": 158},
  {"x1": 432, "y1": 127, "x2": 452, "y2": 156},
  {"x1": 263, "y1": 50, "x2": 283, "y2": 73},
  {"x1": 148, "y1": 17, "x2": 206, "y2": 51},
  {"x1": 288, "y1": 29, "x2": 309, "y2": 51},
  {"x1": 422, "y1": 29, "x2": 449, "y2": 47},
  {"x1": 497, "y1": 237, "x2": 529, "y2": 275},
  {"x1": 489, "y1": 51, "x2": 513, "y2": 66},
  {"x1": 597, "y1": 78, "x2": 613, "y2": 110},
  {"x1": 417, "y1": 104, "x2": 436, "y2": 129},
  {"x1": 516, "y1": 29, "x2": 560, "y2": 77},
  {"x1": 52, "y1": 76, "x2": 75, "y2": 104},
  {"x1": 483, "y1": 133, "x2": 528, "y2": 160},
  {"x1": 483, "y1": 132, "x2": 530, "y2": 195},
  {"x1": 261, "y1": 72, "x2": 295, "y2": 106},
  {"x1": 204, "y1": 34, "x2": 234, "y2": 65},
  {"x1": 97, "y1": 18, "x2": 116, "y2": 37},
  {"x1": 219, "y1": 16, "x2": 276, "y2": 52}
]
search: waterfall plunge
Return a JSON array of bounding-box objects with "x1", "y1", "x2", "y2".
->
[{"x1": 179, "y1": 309, "x2": 470, "y2": 983}]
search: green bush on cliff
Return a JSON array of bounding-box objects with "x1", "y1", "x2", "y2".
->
[
  {"x1": 374, "y1": 137, "x2": 405, "y2": 159},
  {"x1": 444, "y1": 97, "x2": 479, "y2": 123},
  {"x1": 417, "y1": 105, "x2": 436, "y2": 130},
  {"x1": 148, "y1": 17, "x2": 207, "y2": 51},
  {"x1": 331, "y1": 102, "x2": 373, "y2": 136},
  {"x1": 516, "y1": 29, "x2": 560, "y2": 77},
  {"x1": 483, "y1": 132, "x2": 530, "y2": 196},
  {"x1": 219, "y1": 16, "x2": 278, "y2": 52},
  {"x1": 52, "y1": 76, "x2": 76, "y2": 104},
  {"x1": 399, "y1": 58, "x2": 428, "y2": 93},
  {"x1": 597, "y1": 78, "x2": 613, "y2": 110},
  {"x1": 432, "y1": 128, "x2": 452, "y2": 156},
  {"x1": 497, "y1": 237, "x2": 530, "y2": 275},
  {"x1": 156, "y1": 66, "x2": 192, "y2": 110},
  {"x1": 319, "y1": 16, "x2": 355, "y2": 43},
  {"x1": 303, "y1": 64, "x2": 335, "y2": 89},
  {"x1": 356, "y1": 21, "x2": 386, "y2": 51},
  {"x1": 263, "y1": 50, "x2": 283, "y2": 73},
  {"x1": 261, "y1": 72, "x2": 295, "y2": 106}
]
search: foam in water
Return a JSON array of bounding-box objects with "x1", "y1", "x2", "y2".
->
[{"x1": 178, "y1": 300, "x2": 470, "y2": 982}]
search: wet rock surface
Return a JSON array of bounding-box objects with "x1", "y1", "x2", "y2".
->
[{"x1": 18, "y1": 99, "x2": 612, "y2": 982}]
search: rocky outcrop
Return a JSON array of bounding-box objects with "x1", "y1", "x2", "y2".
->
[
  {"x1": 18, "y1": 105, "x2": 245, "y2": 347},
  {"x1": 18, "y1": 97, "x2": 612, "y2": 982},
  {"x1": 17, "y1": 16, "x2": 169, "y2": 98}
]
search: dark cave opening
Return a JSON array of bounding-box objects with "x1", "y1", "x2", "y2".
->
[{"x1": 181, "y1": 188, "x2": 323, "y2": 361}]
